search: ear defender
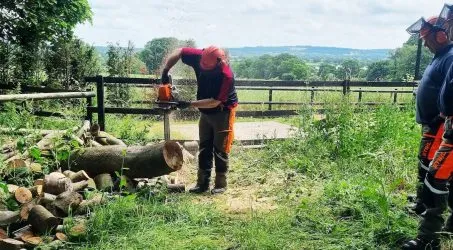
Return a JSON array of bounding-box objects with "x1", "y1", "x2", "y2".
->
[{"x1": 436, "y1": 30, "x2": 448, "y2": 44}]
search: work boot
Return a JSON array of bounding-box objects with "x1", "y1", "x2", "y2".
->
[
  {"x1": 401, "y1": 238, "x2": 440, "y2": 250},
  {"x1": 211, "y1": 172, "x2": 227, "y2": 195},
  {"x1": 189, "y1": 169, "x2": 211, "y2": 194},
  {"x1": 408, "y1": 201, "x2": 426, "y2": 216}
]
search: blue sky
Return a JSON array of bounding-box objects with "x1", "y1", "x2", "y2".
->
[{"x1": 75, "y1": 0, "x2": 450, "y2": 49}]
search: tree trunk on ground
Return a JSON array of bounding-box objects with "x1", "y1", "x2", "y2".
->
[
  {"x1": 75, "y1": 193, "x2": 106, "y2": 215},
  {"x1": 14, "y1": 187, "x2": 32, "y2": 204},
  {"x1": 38, "y1": 193, "x2": 56, "y2": 205},
  {"x1": 72, "y1": 180, "x2": 88, "y2": 192},
  {"x1": 28, "y1": 205, "x2": 60, "y2": 234},
  {"x1": 67, "y1": 141, "x2": 183, "y2": 179}
]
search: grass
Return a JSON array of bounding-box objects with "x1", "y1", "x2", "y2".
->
[{"x1": 64, "y1": 103, "x2": 438, "y2": 250}]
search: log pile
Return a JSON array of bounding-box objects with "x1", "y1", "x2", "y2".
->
[{"x1": 0, "y1": 121, "x2": 191, "y2": 248}]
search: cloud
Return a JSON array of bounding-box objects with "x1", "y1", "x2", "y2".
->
[{"x1": 75, "y1": 0, "x2": 449, "y2": 49}]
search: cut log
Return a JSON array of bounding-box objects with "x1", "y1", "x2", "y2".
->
[
  {"x1": 0, "y1": 211, "x2": 20, "y2": 226},
  {"x1": 14, "y1": 187, "x2": 32, "y2": 204},
  {"x1": 5, "y1": 157, "x2": 27, "y2": 169},
  {"x1": 7, "y1": 184, "x2": 19, "y2": 195},
  {"x1": 67, "y1": 219, "x2": 87, "y2": 239},
  {"x1": 167, "y1": 184, "x2": 186, "y2": 193},
  {"x1": 67, "y1": 141, "x2": 184, "y2": 179},
  {"x1": 20, "y1": 203, "x2": 36, "y2": 220},
  {"x1": 72, "y1": 180, "x2": 88, "y2": 192},
  {"x1": 55, "y1": 225, "x2": 64, "y2": 233},
  {"x1": 76, "y1": 120, "x2": 91, "y2": 139},
  {"x1": 29, "y1": 163, "x2": 42, "y2": 173},
  {"x1": 63, "y1": 170, "x2": 89, "y2": 182},
  {"x1": 28, "y1": 185, "x2": 43, "y2": 198},
  {"x1": 28, "y1": 205, "x2": 60, "y2": 234},
  {"x1": 94, "y1": 174, "x2": 113, "y2": 191},
  {"x1": 23, "y1": 236, "x2": 42, "y2": 247},
  {"x1": 94, "y1": 132, "x2": 126, "y2": 146},
  {"x1": 1, "y1": 151, "x2": 16, "y2": 161},
  {"x1": 55, "y1": 232, "x2": 67, "y2": 242},
  {"x1": 43, "y1": 172, "x2": 72, "y2": 195},
  {"x1": 37, "y1": 193, "x2": 56, "y2": 205},
  {"x1": 36, "y1": 131, "x2": 64, "y2": 150},
  {"x1": 52, "y1": 191, "x2": 83, "y2": 216},
  {"x1": 87, "y1": 178, "x2": 97, "y2": 190},
  {"x1": 75, "y1": 193, "x2": 106, "y2": 215},
  {"x1": 0, "y1": 238, "x2": 25, "y2": 250},
  {"x1": 0, "y1": 228, "x2": 7, "y2": 239},
  {"x1": 88, "y1": 140, "x2": 102, "y2": 147},
  {"x1": 33, "y1": 179, "x2": 44, "y2": 186}
]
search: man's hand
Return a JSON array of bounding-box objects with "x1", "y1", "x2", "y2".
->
[
  {"x1": 161, "y1": 69, "x2": 170, "y2": 84},
  {"x1": 176, "y1": 101, "x2": 192, "y2": 109}
]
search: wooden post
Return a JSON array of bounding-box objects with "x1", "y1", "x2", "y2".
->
[
  {"x1": 358, "y1": 89, "x2": 363, "y2": 102},
  {"x1": 310, "y1": 87, "x2": 315, "y2": 104},
  {"x1": 342, "y1": 80, "x2": 350, "y2": 95},
  {"x1": 86, "y1": 96, "x2": 93, "y2": 123},
  {"x1": 268, "y1": 89, "x2": 273, "y2": 111},
  {"x1": 393, "y1": 89, "x2": 398, "y2": 104},
  {"x1": 96, "y1": 75, "x2": 105, "y2": 131}
]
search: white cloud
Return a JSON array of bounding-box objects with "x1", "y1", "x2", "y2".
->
[{"x1": 75, "y1": 0, "x2": 449, "y2": 49}]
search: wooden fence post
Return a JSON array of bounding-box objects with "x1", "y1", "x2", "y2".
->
[
  {"x1": 96, "y1": 75, "x2": 105, "y2": 131},
  {"x1": 358, "y1": 88, "x2": 363, "y2": 102},
  {"x1": 268, "y1": 89, "x2": 273, "y2": 111},
  {"x1": 393, "y1": 89, "x2": 398, "y2": 104},
  {"x1": 86, "y1": 96, "x2": 93, "y2": 123},
  {"x1": 342, "y1": 80, "x2": 350, "y2": 95},
  {"x1": 310, "y1": 87, "x2": 315, "y2": 104}
]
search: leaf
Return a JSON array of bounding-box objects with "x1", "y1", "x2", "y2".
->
[
  {"x1": 28, "y1": 146, "x2": 42, "y2": 160},
  {"x1": 0, "y1": 182, "x2": 8, "y2": 194},
  {"x1": 119, "y1": 176, "x2": 127, "y2": 188}
]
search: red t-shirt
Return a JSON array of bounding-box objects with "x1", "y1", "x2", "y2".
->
[{"x1": 181, "y1": 48, "x2": 238, "y2": 113}]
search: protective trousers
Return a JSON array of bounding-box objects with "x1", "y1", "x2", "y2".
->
[
  {"x1": 418, "y1": 117, "x2": 453, "y2": 241},
  {"x1": 198, "y1": 108, "x2": 236, "y2": 177},
  {"x1": 415, "y1": 118, "x2": 445, "y2": 212}
]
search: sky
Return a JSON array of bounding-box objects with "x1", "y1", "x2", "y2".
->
[{"x1": 75, "y1": 0, "x2": 450, "y2": 50}]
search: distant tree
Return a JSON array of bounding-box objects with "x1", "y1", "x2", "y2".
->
[
  {"x1": 389, "y1": 37, "x2": 431, "y2": 81},
  {"x1": 366, "y1": 60, "x2": 391, "y2": 81},
  {"x1": 318, "y1": 63, "x2": 337, "y2": 80},
  {"x1": 336, "y1": 59, "x2": 360, "y2": 80}
]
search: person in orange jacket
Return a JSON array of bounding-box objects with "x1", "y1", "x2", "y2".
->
[{"x1": 161, "y1": 46, "x2": 238, "y2": 194}]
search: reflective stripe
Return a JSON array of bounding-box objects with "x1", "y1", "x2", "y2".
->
[
  {"x1": 424, "y1": 178, "x2": 449, "y2": 195},
  {"x1": 420, "y1": 161, "x2": 430, "y2": 171},
  {"x1": 199, "y1": 148, "x2": 205, "y2": 154},
  {"x1": 215, "y1": 152, "x2": 228, "y2": 162}
]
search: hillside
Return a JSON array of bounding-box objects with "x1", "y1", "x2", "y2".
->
[{"x1": 95, "y1": 45, "x2": 392, "y2": 62}]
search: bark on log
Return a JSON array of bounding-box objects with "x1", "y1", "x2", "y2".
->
[
  {"x1": 51, "y1": 191, "x2": 83, "y2": 216},
  {"x1": 72, "y1": 181, "x2": 88, "y2": 192},
  {"x1": 88, "y1": 140, "x2": 102, "y2": 147},
  {"x1": 94, "y1": 132, "x2": 126, "y2": 146},
  {"x1": 76, "y1": 120, "x2": 91, "y2": 139},
  {"x1": 75, "y1": 193, "x2": 106, "y2": 215},
  {"x1": 0, "y1": 238, "x2": 25, "y2": 250},
  {"x1": 167, "y1": 184, "x2": 186, "y2": 193},
  {"x1": 33, "y1": 179, "x2": 44, "y2": 186},
  {"x1": 12, "y1": 225, "x2": 33, "y2": 241},
  {"x1": 67, "y1": 141, "x2": 184, "y2": 179},
  {"x1": 93, "y1": 174, "x2": 113, "y2": 191},
  {"x1": 36, "y1": 132, "x2": 65, "y2": 150},
  {"x1": 14, "y1": 187, "x2": 32, "y2": 204},
  {"x1": 87, "y1": 178, "x2": 97, "y2": 190},
  {"x1": 5, "y1": 157, "x2": 27, "y2": 169},
  {"x1": 0, "y1": 211, "x2": 20, "y2": 226},
  {"x1": 43, "y1": 172, "x2": 72, "y2": 195},
  {"x1": 38, "y1": 193, "x2": 56, "y2": 205},
  {"x1": 63, "y1": 170, "x2": 89, "y2": 182},
  {"x1": 28, "y1": 205, "x2": 60, "y2": 234}
]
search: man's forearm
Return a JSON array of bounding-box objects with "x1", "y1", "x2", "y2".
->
[
  {"x1": 191, "y1": 99, "x2": 222, "y2": 109},
  {"x1": 163, "y1": 48, "x2": 182, "y2": 71}
]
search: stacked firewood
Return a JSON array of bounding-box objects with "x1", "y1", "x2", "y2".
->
[{"x1": 0, "y1": 120, "x2": 189, "y2": 249}]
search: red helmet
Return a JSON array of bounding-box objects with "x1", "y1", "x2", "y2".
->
[
  {"x1": 200, "y1": 46, "x2": 226, "y2": 70},
  {"x1": 420, "y1": 16, "x2": 439, "y2": 38}
]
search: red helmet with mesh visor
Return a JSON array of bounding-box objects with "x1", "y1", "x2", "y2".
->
[
  {"x1": 406, "y1": 16, "x2": 441, "y2": 38},
  {"x1": 200, "y1": 46, "x2": 226, "y2": 70},
  {"x1": 435, "y1": 4, "x2": 453, "y2": 27}
]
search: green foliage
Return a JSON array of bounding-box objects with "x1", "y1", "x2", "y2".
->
[
  {"x1": 389, "y1": 40, "x2": 431, "y2": 81},
  {"x1": 139, "y1": 37, "x2": 195, "y2": 75},
  {"x1": 367, "y1": 60, "x2": 392, "y2": 81}
]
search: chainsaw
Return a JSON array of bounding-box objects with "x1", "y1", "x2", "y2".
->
[{"x1": 155, "y1": 83, "x2": 178, "y2": 109}]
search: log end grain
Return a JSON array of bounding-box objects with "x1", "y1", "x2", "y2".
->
[{"x1": 163, "y1": 141, "x2": 183, "y2": 171}]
